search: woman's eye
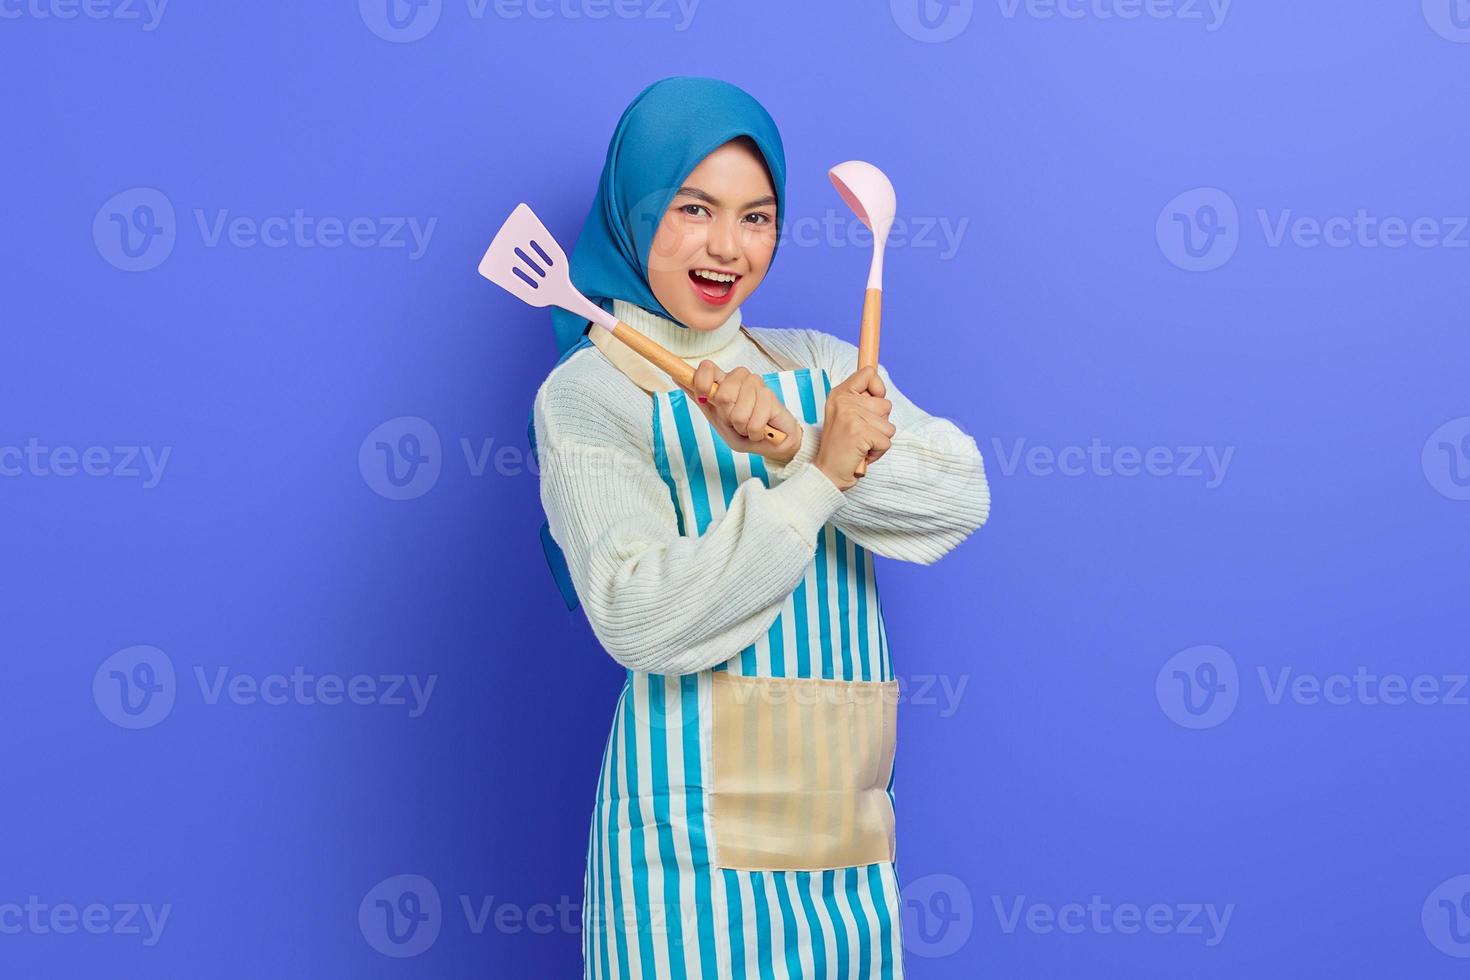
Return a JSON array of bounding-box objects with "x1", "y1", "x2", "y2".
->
[
  {"x1": 744, "y1": 212, "x2": 772, "y2": 226},
  {"x1": 680, "y1": 204, "x2": 709, "y2": 218}
]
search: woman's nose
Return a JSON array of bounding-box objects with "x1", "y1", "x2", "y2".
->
[{"x1": 705, "y1": 215, "x2": 741, "y2": 263}]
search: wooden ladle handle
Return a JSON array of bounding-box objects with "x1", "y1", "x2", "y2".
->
[{"x1": 853, "y1": 287, "x2": 882, "y2": 477}]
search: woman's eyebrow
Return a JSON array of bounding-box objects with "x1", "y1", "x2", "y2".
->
[{"x1": 675, "y1": 187, "x2": 778, "y2": 209}]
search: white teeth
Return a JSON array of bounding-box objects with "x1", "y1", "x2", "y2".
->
[{"x1": 692, "y1": 269, "x2": 737, "y2": 283}]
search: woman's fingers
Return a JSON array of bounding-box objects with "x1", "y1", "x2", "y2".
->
[
  {"x1": 841, "y1": 365, "x2": 886, "y2": 399},
  {"x1": 693, "y1": 359, "x2": 724, "y2": 401},
  {"x1": 729, "y1": 374, "x2": 762, "y2": 437},
  {"x1": 858, "y1": 403, "x2": 897, "y2": 438},
  {"x1": 690, "y1": 366, "x2": 798, "y2": 448},
  {"x1": 862, "y1": 418, "x2": 893, "y2": 455},
  {"x1": 709, "y1": 365, "x2": 745, "y2": 407}
]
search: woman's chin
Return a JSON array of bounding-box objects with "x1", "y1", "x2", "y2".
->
[{"x1": 673, "y1": 305, "x2": 731, "y2": 332}]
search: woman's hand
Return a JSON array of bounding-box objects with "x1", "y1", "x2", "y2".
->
[
  {"x1": 690, "y1": 360, "x2": 804, "y2": 464},
  {"x1": 814, "y1": 366, "x2": 896, "y2": 491}
]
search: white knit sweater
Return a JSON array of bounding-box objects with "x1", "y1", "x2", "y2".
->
[{"x1": 532, "y1": 299, "x2": 990, "y2": 676}]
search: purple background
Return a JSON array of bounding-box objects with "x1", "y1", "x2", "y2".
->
[{"x1": 4, "y1": 0, "x2": 1470, "y2": 976}]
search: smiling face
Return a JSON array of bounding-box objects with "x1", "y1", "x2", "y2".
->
[{"x1": 645, "y1": 137, "x2": 779, "y2": 332}]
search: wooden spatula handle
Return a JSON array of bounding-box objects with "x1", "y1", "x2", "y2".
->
[
  {"x1": 853, "y1": 287, "x2": 883, "y2": 477},
  {"x1": 609, "y1": 320, "x2": 787, "y2": 445}
]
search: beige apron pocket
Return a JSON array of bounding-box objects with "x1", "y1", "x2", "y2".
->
[{"x1": 709, "y1": 672, "x2": 898, "y2": 872}]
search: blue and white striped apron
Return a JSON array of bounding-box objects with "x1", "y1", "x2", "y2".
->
[{"x1": 582, "y1": 334, "x2": 906, "y2": 979}]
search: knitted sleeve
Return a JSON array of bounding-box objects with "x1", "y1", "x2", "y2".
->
[
  {"x1": 760, "y1": 328, "x2": 991, "y2": 565},
  {"x1": 532, "y1": 355, "x2": 846, "y2": 675}
]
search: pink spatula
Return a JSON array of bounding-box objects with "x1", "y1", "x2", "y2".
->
[{"x1": 478, "y1": 203, "x2": 785, "y2": 445}]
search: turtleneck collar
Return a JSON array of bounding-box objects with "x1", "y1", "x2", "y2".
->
[{"x1": 613, "y1": 298, "x2": 743, "y2": 359}]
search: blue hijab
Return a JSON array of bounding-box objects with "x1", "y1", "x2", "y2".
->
[{"x1": 528, "y1": 75, "x2": 789, "y2": 610}]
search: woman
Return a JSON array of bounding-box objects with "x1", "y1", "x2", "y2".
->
[{"x1": 530, "y1": 75, "x2": 990, "y2": 980}]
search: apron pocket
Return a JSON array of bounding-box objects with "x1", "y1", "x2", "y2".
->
[{"x1": 709, "y1": 672, "x2": 898, "y2": 872}]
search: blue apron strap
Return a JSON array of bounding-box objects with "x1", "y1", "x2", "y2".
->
[
  {"x1": 529, "y1": 331, "x2": 597, "y2": 612},
  {"x1": 539, "y1": 520, "x2": 580, "y2": 611}
]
